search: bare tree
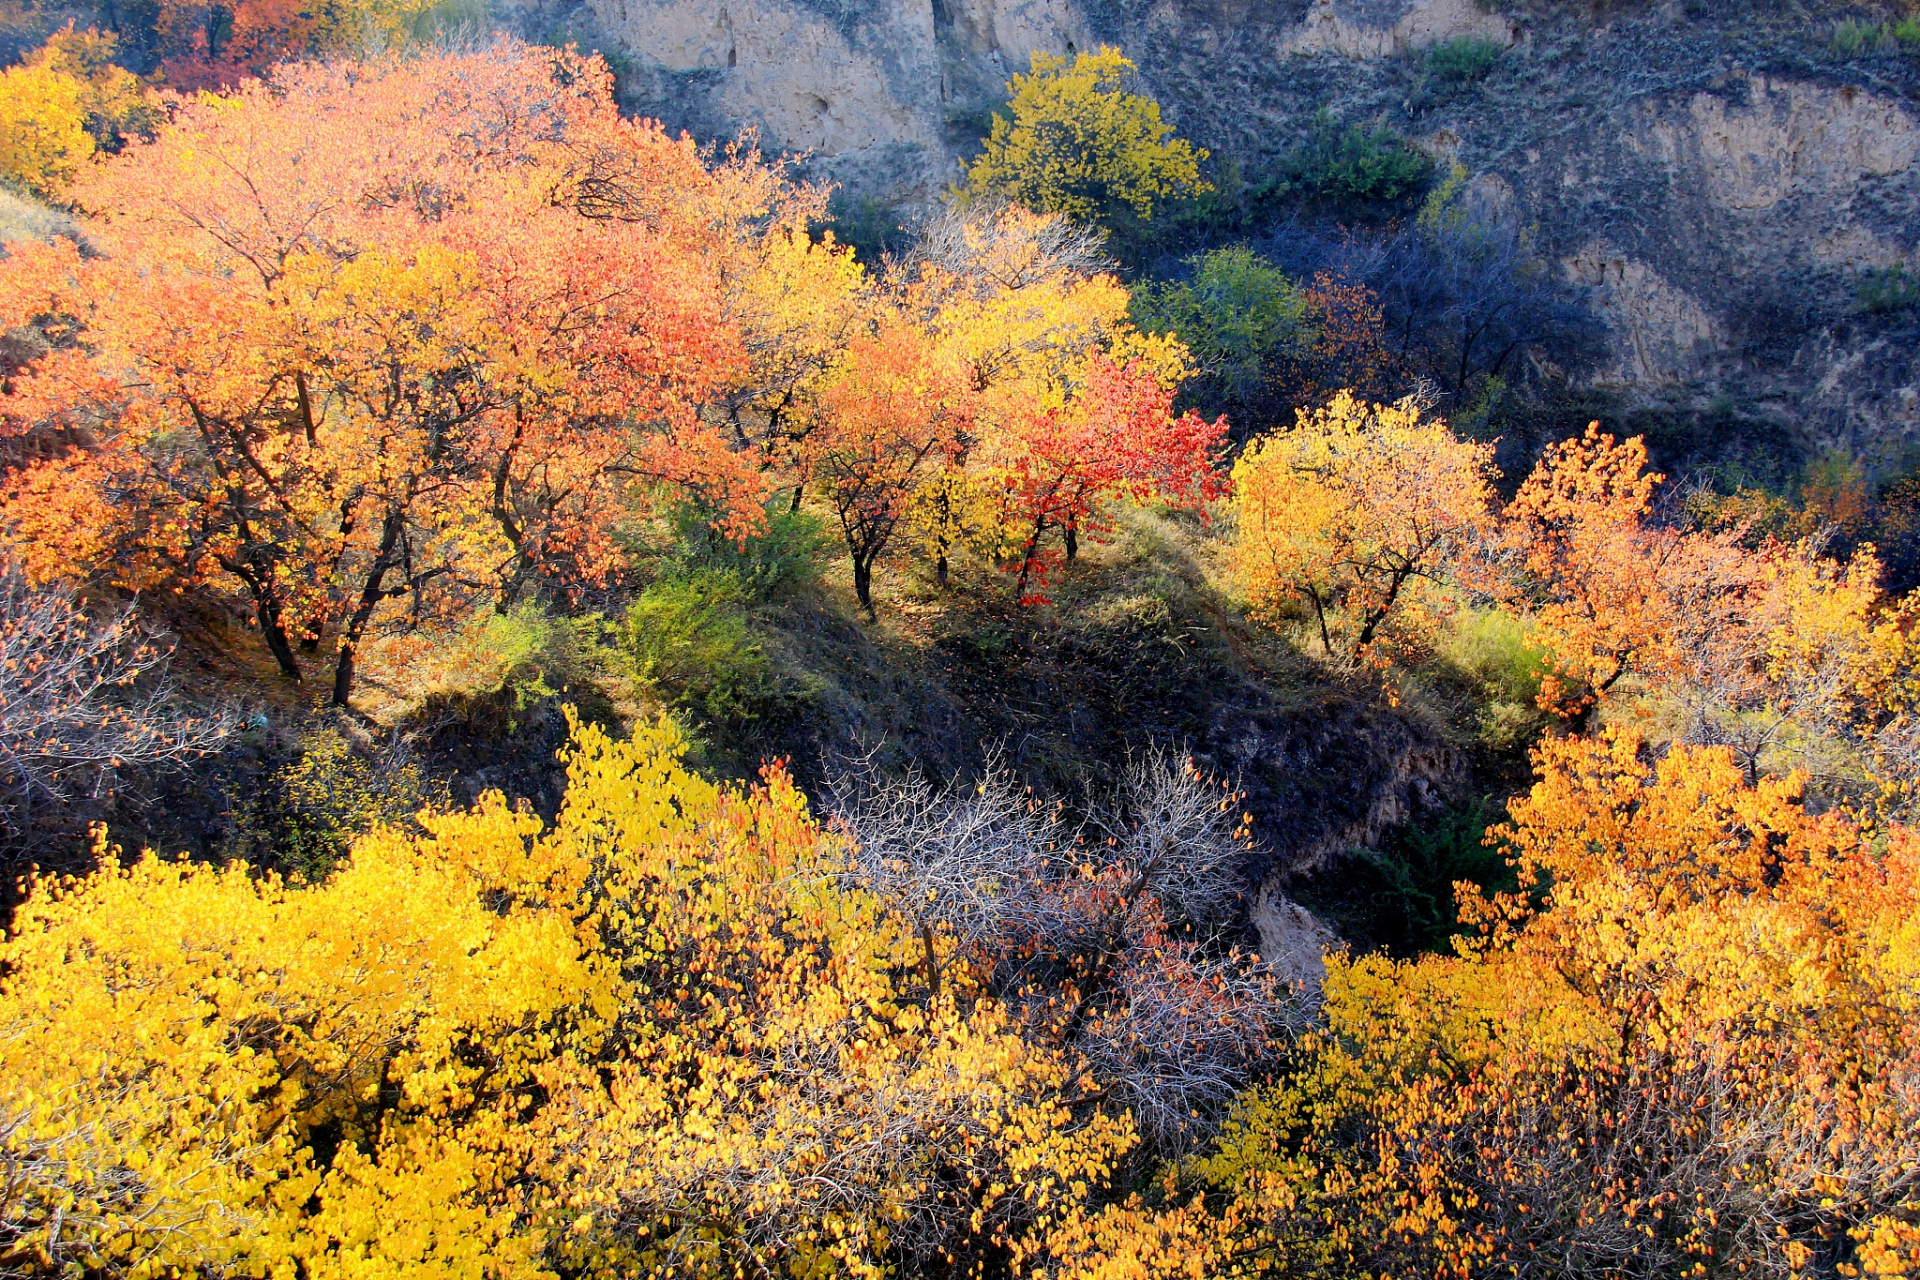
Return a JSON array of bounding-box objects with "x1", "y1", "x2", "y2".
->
[
  {"x1": 0, "y1": 575, "x2": 238, "y2": 842},
  {"x1": 828, "y1": 744, "x2": 1305, "y2": 1158},
  {"x1": 897, "y1": 203, "x2": 1112, "y2": 295}
]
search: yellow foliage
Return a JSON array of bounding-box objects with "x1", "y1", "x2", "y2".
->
[
  {"x1": 0, "y1": 714, "x2": 1132, "y2": 1277},
  {"x1": 963, "y1": 47, "x2": 1209, "y2": 222},
  {"x1": 1232, "y1": 390, "x2": 1498, "y2": 667},
  {"x1": 1047, "y1": 730, "x2": 1920, "y2": 1279},
  {"x1": 0, "y1": 62, "x2": 93, "y2": 196}
]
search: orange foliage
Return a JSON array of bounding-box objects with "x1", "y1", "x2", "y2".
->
[
  {"x1": 1044, "y1": 731, "x2": 1920, "y2": 1279},
  {"x1": 0, "y1": 45, "x2": 770, "y2": 704},
  {"x1": 807, "y1": 320, "x2": 975, "y2": 615}
]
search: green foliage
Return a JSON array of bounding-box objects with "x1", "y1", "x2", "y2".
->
[
  {"x1": 632, "y1": 498, "x2": 834, "y2": 600},
  {"x1": 1832, "y1": 16, "x2": 1920, "y2": 54},
  {"x1": 621, "y1": 571, "x2": 784, "y2": 735},
  {"x1": 1422, "y1": 36, "x2": 1505, "y2": 84},
  {"x1": 1295, "y1": 800, "x2": 1514, "y2": 959},
  {"x1": 1268, "y1": 110, "x2": 1432, "y2": 206},
  {"x1": 1129, "y1": 245, "x2": 1310, "y2": 412},
  {"x1": 822, "y1": 191, "x2": 911, "y2": 266},
  {"x1": 356, "y1": 599, "x2": 610, "y2": 736},
  {"x1": 222, "y1": 727, "x2": 433, "y2": 880},
  {"x1": 962, "y1": 46, "x2": 1210, "y2": 223},
  {"x1": 1858, "y1": 264, "x2": 1920, "y2": 313}
]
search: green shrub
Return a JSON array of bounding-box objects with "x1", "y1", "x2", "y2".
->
[
  {"x1": 632, "y1": 499, "x2": 833, "y2": 600},
  {"x1": 357, "y1": 599, "x2": 608, "y2": 734},
  {"x1": 621, "y1": 571, "x2": 782, "y2": 732},
  {"x1": 1268, "y1": 111, "x2": 1432, "y2": 205},
  {"x1": 1831, "y1": 18, "x2": 1916, "y2": 55},
  {"x1": 1437, "y1": 607, "x2": 1551, "y2": 752},
  {"x1": 1422, "y1": 37, "x2": 1505, "y2": 84},
  {"x1": 1366, "y1": 801, "x2": 1514, "y2": 955},
  {"x1": 1295, "y1": 800, "x2": 1516, "y2": 958},
  {"x1": 1858, "y1": 264, "x2": 1920, "y2": 314},
  {"x1": 822, "y1": 191, "x2": 910, "y2": 266}
]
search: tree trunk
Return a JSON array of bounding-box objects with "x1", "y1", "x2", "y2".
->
[
  {"x1": 852, "y1": 555, "x2": 875, "y2": 620},
  {"x1": 1064, "y1": 520, "x2": 1078, "y2": 564},
  {"x1": 1014, "y1": 519, "x2": 1046, "y2": 604},
  {"x1": 331, "y1": 512, "x2": 402, "y2": 708},
  {"x1": 936, "y1": 552, "x2": 949, "y2": 590},
  {"x1": 258, "y1": 597, "x2": 303, "y2": 681}
]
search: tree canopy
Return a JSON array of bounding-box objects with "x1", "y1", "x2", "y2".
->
[{"x1": 962, "y1": 47, "x2": 1210, "y2": 223}]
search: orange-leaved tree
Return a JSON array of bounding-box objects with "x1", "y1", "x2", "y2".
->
[
  {"x1": 993, "y1": 353, "x2": 1228, "y2": 604},
  {"x1": 0, "y1": 44, "x2": 767, "y2": 705},
  {"x1": 1036, "y1": 729, "x2": 1920, "y2": 1279},
  {"x1": 1233, "y1": 390, "x2": 1497, "y2": 666},
  {"x1": 1502, "y1": 427, "x2": 1920, "y2": 793},
  {"x1": 808, "y1": 318, "x2": 975, "y2": 616}
]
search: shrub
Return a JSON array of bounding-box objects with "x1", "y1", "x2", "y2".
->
[
  {"x1": 355, "y1": 600, "x2": 607, "y2": 735},
  {"x1": 221, "y1": 726, "x2": 433, "y2": 879},
  {"x1": 1831, "y1": 17, "x2": 1918, "y2": 54},
  {"x1": 0, "y1": 576, "x2": 235, "y2": 847},
  {"x1": 822, "y1": 190, "x2": 910, "y2": 266},
  {"x1": 621, "y1": 571, "x2": 782, "y2": 733},
  {"x1": 1436, "y1": 606, "x2": 1552, "y2": 751},
  {"x1": 1421, "y1": 36, "x2": 1505, "y2": 84},
  {"x1": 632, "y1": 499, "x2": 834, "y2": 600},
  {"x1": 1269, "y1": 110, "x2": 1432, "y2": 206},
  {"x1": 1858, "y1": 263, "x2": 1920, "y2": 313}
]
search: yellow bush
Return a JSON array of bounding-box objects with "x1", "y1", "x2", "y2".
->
[
  {"x1": 0, "y1": 714, "x2": 1130, "y2": 1277},
  {"x1": 0, "y1": 63, "x2": 93, "y2": 196}
]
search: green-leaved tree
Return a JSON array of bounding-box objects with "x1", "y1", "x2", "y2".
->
[{"x1": 1129, "y1": 245, "x2": 1309, "y2": 418}]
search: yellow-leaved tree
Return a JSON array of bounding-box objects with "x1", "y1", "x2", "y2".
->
[
  {"x1": 962, "y1": 47, "x2": 1209, "y2": 223},
  {"x1": 1233, "y1": 390, "x2": 1498, "y2": 667},
  {"x1": 0, "y1": 61, "x2": 93, "y2": 196},
  {"x1": 0, "y1": 714, "x2": 1132, "y2": 1278}
]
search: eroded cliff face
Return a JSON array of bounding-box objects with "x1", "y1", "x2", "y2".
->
[
  {"x1": 574, "y1": 0, "x2": 1920, "y2": 455},
  {"x1": 591, "y1": 0, "x2": 1096, "y2": 199}
]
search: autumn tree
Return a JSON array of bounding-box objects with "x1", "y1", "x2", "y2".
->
[
  {"x1": 872, "y1": 204, "x2": 1198, "y2": 599},
  {"x1": 1037, "y1": 729, "x2": 1920, "y2": 1280},
  {"x1": 0, "y1": 45, "x2": 766, "y2": 706},
  {"x1": 144, "y1": 0, "x2": 444, "y2": 87},
  {"x1": 808, "y1": 320, "x2": 973, "y2": 616},
  {"x1": 0, "y1": 58, "x2": 93, "y2": 195},
  {"x1": 0, "y1": 573, "x2": 235, "y2": 850},
  {"x1": 1233, "y1": 390, "x2": 1497, "y2": 666},
  {"x1": 20, "y1": 27, "x2": 160, "y2": 154},
  {"x1": 705, "y1": 205, "x2": 872, "y2": 507},
  {"x1": 962, "y1": 47, "x2": 1210, "y2": 224},
  {"x1": 828, "y1": 744, "x2": 1298, "y2": 1160},
  {"x1": 995, "y1": 354, "x2": 1229, "y2": 604}
]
